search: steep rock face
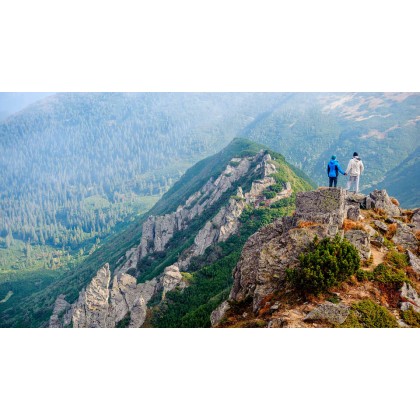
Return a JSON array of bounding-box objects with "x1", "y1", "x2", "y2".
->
[
  {"x1": 178, "y1": 195, "x2": 247, "y2": 269},
  {"x1": 49, "y1": 294, "x2": 71, "y2": 328},
  {"x1": 55, "y1": 264, "x2": 159, "y2": 328},
  {"x1": 72, "y1": 264, "x2": 112, "y2": 328},
  {"x1": 210, "y1": 301, "x2": 231, "y2": 326},
  {"x1": 138, "y1": 155, "x2": 256, "y2": 260},
  {"x1": 230, "y1": 223, "x2": 330, "y2": 312}
]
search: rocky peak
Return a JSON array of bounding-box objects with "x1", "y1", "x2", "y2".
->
[{"x1": 212, "y1": 188, "x2": 419, "y2": 327}]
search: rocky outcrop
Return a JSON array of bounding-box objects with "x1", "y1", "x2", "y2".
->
[
  {"x1": 178, "y1": 195, "x2": 247, "y2": 269},
  {"x1": 138, "y1": 155, "x2": 257, "y2": 260},
  {"x1": 294, "y1": 188, "x2": 347, "y2": 230},
  {"x1": 344, "y1": 229, "x2": 371, "y2": 261},
  {"x1": 210, "y1": 301, "x2": 230, "y2": 326},
  {"x1": 411, "y1": 208, "x2": 420, "y2": 230},
  {"x1": 304, "y1": 302, "x2": 350, "y2": 325},
  {"x1": 212, "y1": 188, "x2": 414, "y2": 326},
  {"x1": 369, "y1": 189, "x2": 401, "y2": 216},
  {"x1": 54, "y1": 264, "x2": 159, "y2": 328},
  {"x1": 230, "y1": 222, "x2": 331, "y2": 312},
  {"x1": 407, "y1": 250, "x2": 420, "y2": 276},
  {"x1": 161, "y1": 265, "x2": 186, "y2": 299},
  {"x1": 393, "y1": 222, "x2": 418, "y2": 250},
  {"x1": 49, "y1": 294, "x2": 71, "y2": 328},
  {"x1": 72, "y1": 264, "x2": 112, "y2": 328},
  {"x1": 400, "y1": 283, "x2": 420, "y2": 313}
]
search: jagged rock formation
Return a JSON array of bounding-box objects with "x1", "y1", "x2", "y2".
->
[
  {"x1": 51, "y1": 264, "x2": 159, "y2": 328},
  {"x1": 212, "y1": 188, "x2": 420, "y2": 328},
  {"x1": 138, "y1": 155, "x2": 255, "y2": 260},
  {"x1": 178, "y1": 194, "x2": 247, "y2": 270},
  {"x1": 50, "y1": 150, "x2": 295, "y2": 328},
  {"x1": 49, "y1": 295, "x2": 71, "y2": 328}
]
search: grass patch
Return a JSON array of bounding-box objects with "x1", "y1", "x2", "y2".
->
[
  {"x1": 401, "y1": 307, "x2": 420, "y2": 327},
  {"x1": 340, "y1": 299, "x2": 398, "y2": 328}
]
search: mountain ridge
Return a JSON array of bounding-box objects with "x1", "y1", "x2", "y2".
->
[{"x1": 0, "y1": 138, "x2": 313, "y2": 327}]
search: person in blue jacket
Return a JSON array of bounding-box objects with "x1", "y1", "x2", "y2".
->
[{"x1": 327, "y1": 155, "x2": 346, "y2": 187}]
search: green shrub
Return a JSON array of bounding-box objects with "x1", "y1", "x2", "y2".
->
[
  {"x1": 384, "y1": 250, "x2": 409, "y2": 269},
  {"x1": 340, "y1": 299, "x2": 398, "y2": 328},
  {"x1": 356, "y1": 269, "x2": 374, "y2": 282},
  {"x1": 263, "y1": 190, "x2": 276, "y2": 199},
  {"x1": 373, "y1": 263, "x2": 408, "y2": 286},
  {"x1": 287, "y1": 235, "x2": 360, "y2": 296},
  {"x1": 401, "y1": 307, "x2": 420, "y2": 327}
]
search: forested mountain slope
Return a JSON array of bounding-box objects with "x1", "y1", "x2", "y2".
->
[
  {"x1": 370, "y1": 147, "x2": 419, "y2": 208},
  {"x1": 240, "y1": 92, "x2": 420, "y2": 206},
  {"x1": 0, "y1": 93, "x2": 287, "y2": 253},
  {"x1": 0, "y1": 139, "x2": 314, "y2": 327}
]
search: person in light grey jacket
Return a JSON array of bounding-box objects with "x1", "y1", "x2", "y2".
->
[{"x1": 346, "y1": 152, "x2": 364, "y2": 193}]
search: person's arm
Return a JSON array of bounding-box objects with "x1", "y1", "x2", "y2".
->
[
  {"x1": 337, "y1": 162, "x2": 346, "y2": 175},
  {"x1": 327, "y1": 164, "x2": 330, "y2": 176},
  {"x1": 359, "y1": 160, "x2": 364, "y2": 173},
  {"x1": 346, "y1": 160, "x2": 351, "y2": 174}
]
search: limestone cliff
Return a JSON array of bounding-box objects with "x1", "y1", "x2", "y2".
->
[{"x1": 50, "y1": 150, "x2": 295, "y2": 328}]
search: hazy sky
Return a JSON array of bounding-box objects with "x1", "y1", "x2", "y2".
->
[{"x1": 0, "y1": 92, "x2": 54, "y2": 120}]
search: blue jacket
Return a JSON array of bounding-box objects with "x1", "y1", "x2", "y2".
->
[{"x1": 327, "y1": 159, "x2": 345, "y2": 178}]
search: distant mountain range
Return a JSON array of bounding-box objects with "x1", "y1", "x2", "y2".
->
[
  {"x1": 0, "y1": 92, "x2": 418, "y2": 273},
  {"x1": 240, "y1": 92, "x2": 419, "y2": 198}
]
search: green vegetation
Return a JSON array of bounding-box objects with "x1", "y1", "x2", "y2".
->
[
  {"x1": 401, "y1": 307, "x2": 420, "y2": 327},
  {"x1": 340, "y1": 299, "x2": 398, "y2": 328},
  {"x1": 287, "y1": 236, "x2": 360, "y2": 296},
  {"x1": 0, "y1": 93, "x2": 286, "y2": 253},
  {"x1": 372, "y1": 263, "x2": 408, "y2": 286}
]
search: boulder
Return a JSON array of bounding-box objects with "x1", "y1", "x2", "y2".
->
[
  {"x1": 400, "y1": 283, "x2": 420, "y2": 313},
  {"x1": 161, "y1": 265, "x2": 186, "y2": 299},
  {"x1": 369, "y1": 190, "x2": 401, "y2": 217},
  {"x1": 411, "y1": 208, "x2": 420, "y2": 230},
  {"x1": 373, "y1": 220, "x2": 388, "y2": 232},
  {"x1": 294, "y1": 188, "x2": 347, "y2": 235},
  {"x1": 344, "y1": 229, "x2": 371, "y2": 261},
  {"x1": 304, "y1": 302, "x2": 350, "y2": 325},
  {"x1": 407, "y1": 250, "x2": 420, "y2": 275},
  {"x1": 393, "y1": 222, "x2": 418, "y2": 250}
]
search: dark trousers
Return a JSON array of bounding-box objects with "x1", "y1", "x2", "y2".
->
[{"x1": 329, "y1": 177, "x2": 337, "y2": 187}]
